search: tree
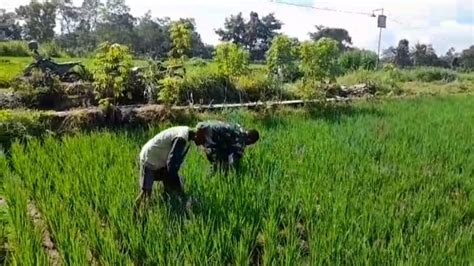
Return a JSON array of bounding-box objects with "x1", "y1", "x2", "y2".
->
[
  {"x1": 134, "y1": 12, "x2": 171, "y2": 58},
  {"x1": 438, "y1": 47, "x2": 457, "y2": 68},
  {"x1": 215, "y1": 12, "x2": 246, "y2": 45},
  {"x1": 308, "y1": 25, "x2": 352, "y2": 51},
  {"x1": 393, "y1": 39, "x2": 412, "y2": 68},
  {"x1": 299, "y1": 38, "x2": 340, "y2": 82},
  {"x1": 215, "y1": 12, "x2": 282, "y2": 60},
  {"x1": 0, "y1": 9, "x2": 22, "y2": 40},
  {"x1": 169, "y1": 21, "x2": 192, "y2": 61},
  {"x1": 16, "y1": 1, "x2": 58, "y2": 42},
  {"x1": 266, "y1": 34, "x2": 298, "y2": 81},
  {"x1": 176, "y1": 18, "x2": 209, "y2": 59},
  {"x1": 214, "y1": 43, "x2": 249, "y2": 77},
  {"x1": 96, "y1": 0, "x2": 136, "y2": 47},
  {"x1": 54, "y1": 0, "x2": 80, "y2": 35},
  {"x1": 459, "y1": 45, "x2": 474, "y2": 69},
  {"x1": 411, "y1": 43, "x2": 439, "y2": 66}
]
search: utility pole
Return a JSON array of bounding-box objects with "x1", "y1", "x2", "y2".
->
[{"x1": 372, "y1": 8, "x2": 386, "y2": 68}]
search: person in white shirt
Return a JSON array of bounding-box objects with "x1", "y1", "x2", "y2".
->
[{"x1": 134, "y1": 126, "x2": 207, "y2": 211}]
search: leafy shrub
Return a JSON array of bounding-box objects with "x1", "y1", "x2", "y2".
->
[
  {"x1": 214, "y1": 43, "x2": 250, "y2": 77},
  {"x1": 339, "y1": 49, "x2": 378, "y2": 73},
  {"x1": 158, "y1": 76, "x2": 183, "y2": 104},
  {"x1": 10, "y1": 71, "x2": 69, "y2": 109},
  {"x1": 0, "y1": 110, "x2": 46, "y2": 147},
  {"x1": 292, "y1": 79, "x2": 326, "y2": 100},
  {"x1": 92, "y1": 42, "x2": 133, "y2": 104},
  {"x1": 266, "y1": 34, "x2": 299, "y2": 81},
  {"x1": 299, "y1": 38, "x2": 340, "y2": 82}
]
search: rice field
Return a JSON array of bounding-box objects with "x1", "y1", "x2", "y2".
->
[{"x1": 1, "y1": 95, "x2": 473, "y2": 265}]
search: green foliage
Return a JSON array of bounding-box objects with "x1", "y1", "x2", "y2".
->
[
  {"x1": 15, "y1": 1, "x2": 58, "y2": 42},
  {"x1": 339, "y1": 49, "x2": 378, "y2": 73},
  {"x1": 409, "y1": 67, "x2": 458, "y2": 82},
  {"x1": 299, "y1": 38, "x2": 340, "y2": 82},
  {"x1": 0, "y1": 41, "x2": 30, "y2": 57},
  {"x1": 215, "y1": 12, "x2": 282, "y2": 60},
  {"x1": 169, "y1": 21, "x2": 192, "y2": 61},
  {"x1": 292, "y1": 79, "x2": 326, "y2": 100},
  {"x1": 91, "y1": 42, "x2": 133, "y2": 104},
  {"x1": 158, "y1": 76, "x2": 182, "y2": 104},
  {"x1": 234, "y1": 72, "x2": 288, "y2": 101},
  {"x1": 3, "y1": 96, "x2": 474, "y2": 264},
  {"x1": 215, "y1": 43, "x2": 250, "y2": 77},
  {"x1": 173, "y1": 65, "x2": 236, "y2": 105},
  {"x1": 40, "y1": 42, "x2": 69, "y2": 58},
  {"x1": 459, "y1": 45, "x2": 474, "y2": 70},
  {"x1": 266, "y1": 34, "x2": 299, "y2": 81},
  {"x1": 0, "y1": 110, "x2": 46, "y2": 147},
  {"x1": 308, "y1": 25, "x2": 352, "y2": 51},
  {"x1": 0, "y1": 41, "x2": 69, "y2": 57}
]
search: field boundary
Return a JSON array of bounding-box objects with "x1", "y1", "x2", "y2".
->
[
  {"x1": 27, "y1": 201, "x2": 62, "y2": 266},
  {"x1": 2, "y1": 93, "x2": 473, "y2": 148}
]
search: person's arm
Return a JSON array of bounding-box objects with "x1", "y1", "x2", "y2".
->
[{"x1": 167, "y1": 137, "x2": 189, "y2": 176}]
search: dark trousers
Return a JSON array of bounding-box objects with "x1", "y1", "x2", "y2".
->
[{"x1": 140, "y1": 165, "x2": 184, "y2": 196}]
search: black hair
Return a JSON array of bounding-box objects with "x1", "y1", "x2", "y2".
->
[{"x1": 245, "y1": 129, "x2": 259, "y2": 145}]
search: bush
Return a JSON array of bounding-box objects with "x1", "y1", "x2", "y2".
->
[
  {"x1": 299, "y1": 38, "x2": 340, "y2": 82},
  {"x1": 409, "y1": 67, "x2": 458, "y2": 82},
  {"x1": 214, "y1": 43, "x2": 250, "y2": 77},
  {"x1": 291, "y1": 79, "x2": 326, "y2": 100},
  {"x1": 158, "y1": 76, "x2": 183, "y2": 104},
  {"x1": 266, "y1": 35, "x2": 299, "y2": 82},
  {"x1": 40, "y1": 42, "x2": 69, "y2": 58},
  {"x1": 177, "y1": 65, "x2": 237, "y2": 105},
  {"x1": 0, "y1": 41, "x2": 69, "y2": 57},
  {"x1": 234, "y1": 73, "x2": 288, "y2": 102},
  {"x1": 339, "y1": 49, "x2": 378, "y2": 73},
  {"x1": 10, "y1": 71, "x2": 69, "y2": 109},
  {"x1": 0, "y1": 110, "x2": 46, "y2": 147},
  {"x1": 92, "y1": 42, "x2": 133, "y2": 104},
  {"x1": 0, "y1": 41, "x2": 29, "y2": 57}
]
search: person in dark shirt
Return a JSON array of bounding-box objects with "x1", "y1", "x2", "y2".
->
[{"x1": 196, "y1": 121, "x2": 260, "y2": 173}]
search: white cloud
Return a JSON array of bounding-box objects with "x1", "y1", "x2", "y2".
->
[{"x1": 3, "y1": 0, "x2": 473, "y2": 53}]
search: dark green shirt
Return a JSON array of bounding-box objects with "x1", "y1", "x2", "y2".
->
[{"x1": 196, "y1": 121, "x2": 247, "y2": 162}]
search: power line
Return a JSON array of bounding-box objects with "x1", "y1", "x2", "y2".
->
[{"x1": 269, "y1": 0, "x2": 374, "y2": 17}]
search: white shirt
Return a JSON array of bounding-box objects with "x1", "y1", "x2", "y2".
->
[{"x1": 139, "y1": 126, "x2": 190, "y2": 170}]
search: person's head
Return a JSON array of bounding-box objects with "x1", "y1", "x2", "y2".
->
[
  {"x1": 245, "y1": 129, "x2": 259, "y2": 145},
  {"x1": 189, "y1": 127, "x2": 207, "y2": 146}
]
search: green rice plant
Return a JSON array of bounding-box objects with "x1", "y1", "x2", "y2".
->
[{"x1": 2, "y1": 95, "x2": 474, "y2": 265}]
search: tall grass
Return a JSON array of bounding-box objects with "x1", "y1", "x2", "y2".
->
[{"x1": 2, "y1": 95, "x2": 474, "y2": 265}]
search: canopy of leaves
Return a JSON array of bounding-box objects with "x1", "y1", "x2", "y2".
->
[
  {"x1": 15, "y1": 1, "x2": 58, "y2": 42},
  {"x1": 460, "y1": 45, "x2": 474, "y2": 69},
  {"x1": 215, "y1": 12, "x2": 282, "y2": 60},
  {"x1": 308, "y1": 25, "x2": 352, "y2": 51}
]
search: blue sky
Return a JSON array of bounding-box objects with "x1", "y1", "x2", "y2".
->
[{"x1": 3, "y1": 0, "x2": 473, "y2": 54}]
